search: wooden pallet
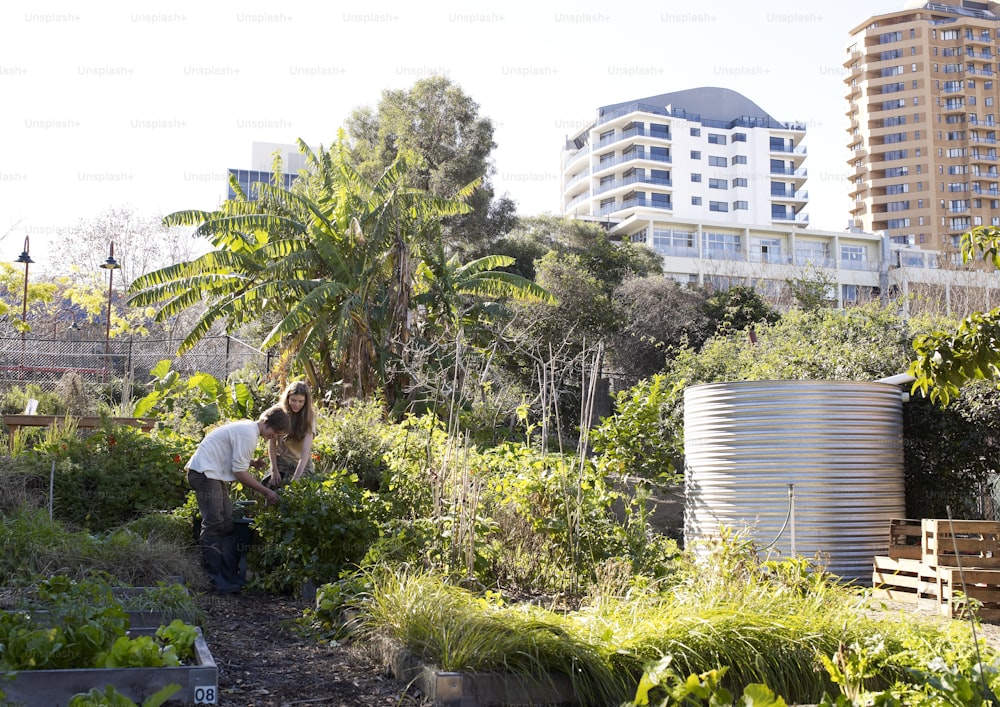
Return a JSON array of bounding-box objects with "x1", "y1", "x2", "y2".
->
[
  {"x1": 922, "y1": 519, "x2": 1000, "y2": 569},
  {"x1": 937, "y1": 566, "x2": 1000, "y2": 621},
  {"x1": 872, "y1": 555, "x2": 938, "y2": 603},
  {"x1": 887, "y1": 518, "x2": 923, "y2": 560}
]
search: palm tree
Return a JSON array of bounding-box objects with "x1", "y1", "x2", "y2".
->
[{"x1": 128, "y1": 136, "x2": 470, "y2": 401}]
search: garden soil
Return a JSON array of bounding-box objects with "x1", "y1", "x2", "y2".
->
[{"x1": 194, "y1": 590, "x2": 431, "y2": 706}]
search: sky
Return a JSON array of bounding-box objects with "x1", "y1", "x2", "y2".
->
[{"x1": 0, "y1": 0, "x2": 905, "y2": 270}]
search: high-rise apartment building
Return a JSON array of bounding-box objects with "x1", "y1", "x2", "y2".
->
[{"x1": 846, "y1": 0, "x2": 1000, "y2": 262}]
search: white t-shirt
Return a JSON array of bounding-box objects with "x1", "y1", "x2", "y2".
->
[{"x1": 186, "y1": 420, "x2": 260, "y2": 482}]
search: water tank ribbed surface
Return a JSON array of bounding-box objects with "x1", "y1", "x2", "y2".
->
[{"x1": 683, "y1": 380, "x2": 905, "y2": 581}]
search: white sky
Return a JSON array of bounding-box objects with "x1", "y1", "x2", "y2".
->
[{"x1": 0, "y1": 0, "x2": 903, "y2": 269}]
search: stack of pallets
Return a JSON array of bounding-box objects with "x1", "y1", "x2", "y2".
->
[{"x1": 872, "y1": 518, "x2": 1000, "y2": 621}]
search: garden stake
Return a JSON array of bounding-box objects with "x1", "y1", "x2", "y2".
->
[{"x1": 946, "y1": 505, "x2": 997, "y2": 705}]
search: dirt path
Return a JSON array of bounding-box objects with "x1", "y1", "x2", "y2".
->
[{"x1": 194, "y1": 590, "x2": 429, "y2": 707}]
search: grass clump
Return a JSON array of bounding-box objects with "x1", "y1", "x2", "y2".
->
[{"x1": 0, "y1": 506, "x2": 201, "y2": 587}]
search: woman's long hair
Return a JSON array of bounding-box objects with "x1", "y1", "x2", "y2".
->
[{"x1": 278, "y1": 381, "x2": 317, "y2": 441}]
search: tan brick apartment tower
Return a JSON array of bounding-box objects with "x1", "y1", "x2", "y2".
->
[{"x1": 846, "y1": 0, "x2": 1000, "y2": 263}]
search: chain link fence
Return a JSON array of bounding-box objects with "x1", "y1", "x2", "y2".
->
[{"x1": 0, "y1": 335, "x2": 271, "y2": 395}]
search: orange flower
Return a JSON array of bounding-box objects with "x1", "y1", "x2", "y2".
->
[
  {"x1": 173, "y1": 454, "x2": 182, "y2": 464},
  {"x1": 107, "y1": 436, "x2": 116, "y2": 448}
]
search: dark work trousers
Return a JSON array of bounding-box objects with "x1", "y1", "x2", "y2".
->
[{"x1": 187, "y1": 469, "x2": 245, "y2": 593}]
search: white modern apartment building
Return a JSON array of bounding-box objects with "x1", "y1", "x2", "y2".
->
[{"x1": 561, "y1": 87, "x2": 952, "y2": 308}]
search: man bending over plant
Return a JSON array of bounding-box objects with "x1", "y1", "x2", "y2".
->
[{"x1": 186, "y1": 406, "x2": 290, "y2": 594}]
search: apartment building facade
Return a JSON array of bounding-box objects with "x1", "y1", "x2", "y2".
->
[
  {"x1": 846, "y1": 0, "x2": 1000, "y2": 260},
  {"x1": 560, "y1": 87, "x2": 910, "y2": 307}
]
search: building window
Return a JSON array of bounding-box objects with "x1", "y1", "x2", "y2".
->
[
  {"x1": 733, "y1": 155, "x2": 748, "y2": 165},
  {"x1": 692, "y1": 196, "x2": 702, "y2": 205},
  {"x1": 691, "y1": 173, "x2": 702, "y2": 182},
  {"x1": 732, "y1": 177, "x2": 748, "y2": 187},
  {"x1": 709, "y1": 201, "x2": 729, "y2": 212},
  {"x1": 690, "y1": 127, "x2": 701, "y2": 137},
  {"x1": 733, "y1": 200, "x2": 749, "y2": 210},
  {"x1": 709, "y1": 156, "x2": 728, "y2": 167},
  {"x1": 691, "y1": 150, "x2": 701, "y2": 159},
  {"x1": 841, "y1": 245, "x2": 867, "y2": 263},
  {"x1": 709, "y1": 178, "x2": 728, "y2": 189},
  {"x1": 708, "y1": 133, "x2": 727, "y2": 145},
  {"x1": 733, "y1": 132, "x2": 747, "y2": 142}
]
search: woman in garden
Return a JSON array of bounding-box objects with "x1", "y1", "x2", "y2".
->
[
  {"x1": 187, "y1": 405, "x2": 290, "y2": 594},
  {"x1": 263, "y1": 381, "x2": 318, "y2": 489}
]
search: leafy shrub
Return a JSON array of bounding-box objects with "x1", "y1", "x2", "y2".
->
[
  {"x1": 249, "y1": 472, "x2": 382, "y2": 594},
  {"x1": 590, "y1": 374, "x2": 684, "y2": 482},
  {"x1": 312, "y1": 398, "x2": 392, "y2": 491},
  {"x1": 10, "y1": 419, "x2": 191, "y2": 531},
  {"x1": 1, "y1": 383, "x2": 65, "y2": 415}
]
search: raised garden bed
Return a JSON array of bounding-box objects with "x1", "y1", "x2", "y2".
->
[{"x1": 0, "y1": 626, "x2": 219, "y2": 705}]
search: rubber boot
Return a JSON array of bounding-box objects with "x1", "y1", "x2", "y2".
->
[
  {"x1": 218, "y1": 534, "x2": 247, "y2": 588},
  {"x1": 201, "y1": 535, "x2": 243, "y2": 594}
]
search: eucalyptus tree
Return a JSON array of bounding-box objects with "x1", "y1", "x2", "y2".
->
[
  {"x1": 127, "y1": 137, "x2": 471, "y2": 402},
  {"x1": 344, "y1": 76, "x2": 516, "y2": 253}
]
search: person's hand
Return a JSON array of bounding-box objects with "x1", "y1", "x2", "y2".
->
[{"x1": 263, "y1": 488, "x2": 280, "y2": 505}]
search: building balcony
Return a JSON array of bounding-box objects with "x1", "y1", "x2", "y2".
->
[
  {"x1": 595, "y1": 196, "x2": 672, "y2": 217},
  {"x1": 592, "y1": 152, "x2": 672, "y2": 177},
  {"x1": 563, "y1": 169, "x2": 590, "y2": 190},
  {"x1": 771, "y1": 189, "x2": 809, "y2": 200},
  {"x1": 772, "y1": 213, "x2": 810, "y2": 224},
  {"x1": 594, "y1": 175, "x2": 673, "y2": 196},
  {"x1": 839, "y1": 258, "x2": 875, "y2": 271},
  {"x1": 563, "y1": 190, "x2": 592, "y2": 211}
]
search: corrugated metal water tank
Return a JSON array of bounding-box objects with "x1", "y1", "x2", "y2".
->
[{"x1": 683, "y1": 380, "x2": 906, "y2": 581}]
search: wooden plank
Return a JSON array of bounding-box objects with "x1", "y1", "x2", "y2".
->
[
  {"x1": 888, "y1": 519, "x2": 924, "y2": 560},
  {"x1": 871, "y1": 555, "x2": 938, "y2": 603},
  {"x1": 922, "y1": 518, "x2": 1000, "y2": 569}
]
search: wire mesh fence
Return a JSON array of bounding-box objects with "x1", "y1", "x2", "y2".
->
[{"x1": 0, "y1": 335, "x2": 271, "y2": 395}]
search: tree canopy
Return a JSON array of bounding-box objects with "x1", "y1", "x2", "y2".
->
[{"x1": 344, "y1": 76, "x2": 515, "y2": 253}]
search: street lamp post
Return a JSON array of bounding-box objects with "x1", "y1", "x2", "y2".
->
[
  {"x1": 100, "y1": 242, "x2": 121, "y2": 375},
  {"x1": 15, "y1": 236, "x2": 34, "y2": 365}
]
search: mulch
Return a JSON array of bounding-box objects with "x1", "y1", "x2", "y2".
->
[{"x1": 194, "y1": 590, "x2": 430, "y2": 707}]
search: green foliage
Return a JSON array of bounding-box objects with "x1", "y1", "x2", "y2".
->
[
  {"x1": 97, "y1": 633, "x2": 179, "y2": 668},
  {"x1": 785, "y1": 264, "x2": 837, "y2": 311},
  {"x1": 0, "y1": 383, "x2": 65, "y2": 415},
  {"x1": 349, "y1": 567, "x2": 630, "y2": 706},
  {"x1": 590, "y1": 374, "x2": 684, "y2": 482},
  {"x1": 344, "y1": 75, "x2": 511, "y2": 253},
  {"x1": 608, "y1": 276, "x2": 711, "y2": 381},
  {"x1": 249, "y1": 473, "x2": 382, "y2": 594},
  {"x1": 628, "y1": 656, "x2": 789, "y2": 706},
  {"x1": 0, "y1": 575, "x2": 200, "y2": 674},
  {"x1": 902, "y1": 383, "x2": 1000, "y2": 519},
  {"x1": 909, "y1": 225, "x2": 1000, "y2": 405},
  {"x1": 133, "y1": 360, "x2": 258, "y2": 438},
  {"x1": 11, "y1": 419, "x2": 190, "y2": 531},
  {"x1": 312, "y1": 398, "x2": 392, "y2": 491},
  {"x1": 154, "y1": 619, "x2": 198, "y2": 662},
  {"x1": 68, "y1": 684, "x2": 180, "y2": 707},
  {"x1": 702, "y1": 285, "x2": 780, "y2": 335},
  {"x1": 0, "y1": 507, "x2": 200, "y2": 586}
]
